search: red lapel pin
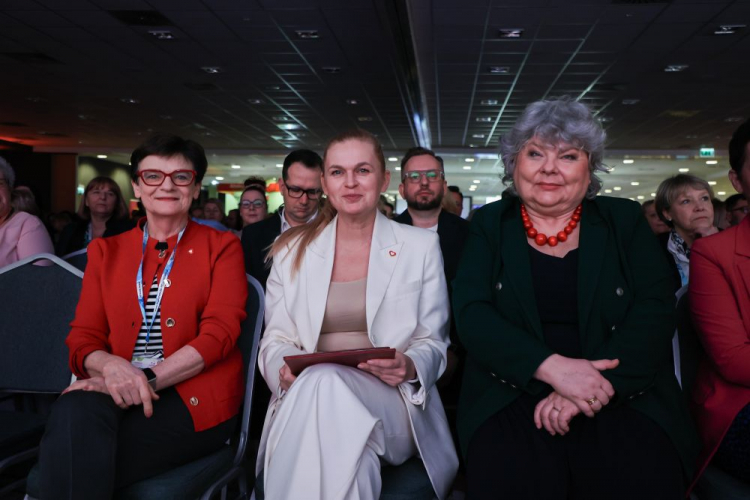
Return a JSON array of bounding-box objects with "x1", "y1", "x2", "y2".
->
[{"x1": 389, "y1": 250, "x2": 396, "y2": 257}]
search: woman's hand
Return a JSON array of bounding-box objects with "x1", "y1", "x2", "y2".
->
[
  {"x1": 358, "y1": 352, "x2": 417, "y2": 387},
  {"x1": 62, "y1": 376, "x2": 110, "y2": 395},
  {"x1": 534, "y1": 391, "x2": 581, "y2": 436},
  {"x1": 101, "y1": 356, "x2": 159, "y2": 417},
  {"x1": 279, "y1": 363, "x2": 297, "y2": 392},
  {"x1": 534, "y1": 354, "x2": 619, "y2": 417}
]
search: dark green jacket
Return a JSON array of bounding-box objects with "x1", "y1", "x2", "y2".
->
[{"x1": 452, "y1": 196, "x2": 698, "y2": 477}]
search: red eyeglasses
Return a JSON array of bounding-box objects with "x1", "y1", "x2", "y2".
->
[{"x1": 136, "y1": 170, "x2": 196, "y2": 186}]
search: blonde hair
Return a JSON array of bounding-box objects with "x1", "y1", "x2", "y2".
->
[{"x1": 268, "y1": 129, "x2": 385, "y2": 275}]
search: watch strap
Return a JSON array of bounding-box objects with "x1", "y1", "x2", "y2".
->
[{"x1": 141, "y1": 367, "x2": 157, "y2": 391}]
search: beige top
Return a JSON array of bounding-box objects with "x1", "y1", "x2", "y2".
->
[{"x1": 317, "y1": 278, "x2": 373, "y2": 352}]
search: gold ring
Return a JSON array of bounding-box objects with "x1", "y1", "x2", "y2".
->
[{"x1": 586, "y1": 397, "x2": 598, "y2": 406}]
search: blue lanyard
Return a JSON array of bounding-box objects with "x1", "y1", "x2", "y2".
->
[{"x1": 136, "y1": 224, "x2": 186, "y2": 346}]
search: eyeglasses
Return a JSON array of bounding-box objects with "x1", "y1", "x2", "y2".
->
[
  {"x1": 285, "y1": 185, "x2": 322, "y2": 200},
  {"x1": 240, "y1": 200, "x2": 266, "y2": 209},
  {"x1": 402, "y1": 169, "x2": 444, "y2": 184},
  {"x1": 729, "y1": 205, "x2": 750, "y2": 214},
  {"x1": 137, "y1": 170, "x2": 196, "y2": 186}
]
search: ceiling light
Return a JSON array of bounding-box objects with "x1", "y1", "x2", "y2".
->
[
  {"x1": 358, "y1": 116, "x2": 373, "y2": 122},
  {"x1": 679, "y1": 168, "x2": 690, "y2": 172},
  {"x1": 322, "y1": 66, "x2": 341, "y2": 74},
  {"x1": 476, "y1": 117, "x2": 492, "y2": 123},
  {"x1": 465, "y1": 158, "x2": 475, "y2": 162},
  {"x1": 463, "y1": 166, "x2": 472, "y2": 170},
  {"x1": 472, "y1": 133, "x2": 486, "y2": 139},
  {"x1": 613, "y1": 186, "x2": 622, "y2": 191},
  {"x1": 273, "y1": 116, "x2": 291, "y2": 122},
  {"x1": 718, "y1": 191, "x2": 726, "y2": 195},
  {"x1": 598, "y1": 116, "x2": 613, "y2": 123},
  {"x1": 473, "y1": 180, "x2": 481, "y2": 184},
  {"x1": 498, "y1": 28, "x2": 523, "y2": 38},
  {"x1": 295, "y1": 30, "x2": 319, "y2": 39},
  {"x1": 201, "y1": 66, "x2": 223, "y2": 74},
  {"x1": 706, "y1": 160, "x2": 718, "y2": 165},
  {"x1": 725, "y1": 117, "x2": 744, "y2": 123},
  {"x1": 276, "y1": 164, "x2": 283, "y2": 168},
  {"x1": 664, "y1": 64, "x2": 689, "y2": 73},
  {"x1": 388, "y1": 157, "x2": 398, "y2": 162},
  {"x1": 278, "y1": 123, "x2": 301, "y2": 130},
  {"x1": 714, "y1": 24, "x2": 745, "y2": 35},
  {"x1": 488, "y1": 66, "x2": 510, "y2": 74},
  {"x1": 605, "y1": 189, "x2": 612, "y2": 193},
  {"x1": 395, "y1": 167, "x2": 401, "y2": 171},
  {"x1": 231, "y1": 165, "x2": 241, "y2": 169},
  {"x1": 345, "y1": 99, "x2": 358, "y2": 105},
  {"x1": 623, "y1": 159, "x2": 634, "y2": 164},
  {"x1": 469, "y1": 144, "x2": 478, "y2": 148},
  {"x1": 120, "y1": 97, "x2": 140, "y2": 104},
  {"x1": 266, "y1": 85, "x2": 281, "y2": 91},
  {"x1": 215, "y1": 176, "x2": 224, "y2": 181},
  {"x1": 248, "y1": 98, "x2": 264, "y2": 105},
  {"x1": 211, "y1": 180, "x2": 219, "y2": 185},
  {"x1": 651, "y1": 193, "x2": 656, "y2": 197},
  {"x1": 148, "y1": 30, "x2": 175, "y2": 40},
  {"x1": 96, "y1": 155, "x2": 107, "y2": 159},
  {"x1": 480, "y1": 99, "x2": 498, "y2": 106},
  {"x1": 631, "y1": 181, "x2": 639, "y2": 186},
  {"x1": 637, "y1": 195, "x2": 644, "y2": 200},
  {"x1": 622, "y1": 99, "x2": 640, "y2": 105},
  {"x1": 708, "y1": 181, "x2": 717, "y2": 186},
  {"x1": 609, "y1": 167, "x2": 616, "y2": 172}
]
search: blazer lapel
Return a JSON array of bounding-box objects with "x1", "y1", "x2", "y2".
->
[
  {"x1": 305, "y1": 218, "x2": 336, "y2": 350},
  {"x1": 577, "y1": 200, "x2": 607, "y2": 345},
  {"x1": 366, "y1": 213, "x2": 403, "y2": 333}
]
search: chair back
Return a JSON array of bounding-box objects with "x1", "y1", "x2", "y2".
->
[
  {"x1": 61, "y1": 248, "x2": 88, "y2": 272},
  {"x1": 232, "y1": 274, "x2": 265, "y2": 465},
  {"x1": 0, "y1": 253, "x2": 83, "y2": 393}
]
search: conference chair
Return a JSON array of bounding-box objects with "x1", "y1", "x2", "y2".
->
[
  {"x1": 61, "y1": 248, "x2": 88, "y2": 272},
  {"x1": 25, "y1": 274, "x2": 265, "y2": 500},
  {"x1": 0, "y1": 254, "x2": 83, "y2": 497}
]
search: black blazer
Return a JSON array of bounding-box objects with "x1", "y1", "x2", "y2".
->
[
  {"x1": 55, "y1": 217, "x2": 135, "y2": 256},
  {"x1": 241, "y1": 212, "x2": 282, "y2": 289}
]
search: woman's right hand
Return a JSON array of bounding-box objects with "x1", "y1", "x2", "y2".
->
[
  {"x1": 534, "y1": 354, "x2": 619, "y2": 417},
  {"x1": 101, "y1": 356, "x2": 159, "y2": 416},
  {"x1": 279, "y1": 363, "x2": 297, "y2": 392}
]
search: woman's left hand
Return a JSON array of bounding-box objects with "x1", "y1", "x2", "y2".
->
[
  {"x1": 534, "y1": 391, "x2": 581, "y2": 436},
  {"x1": 358, "y1": 352, "x2": 417, "y2": 387},
  {"x1": 62, "y1": 376, "x2": 110, "y2": 396}
]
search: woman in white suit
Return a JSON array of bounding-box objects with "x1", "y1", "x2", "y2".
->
[{"x1": 257, "y1": 129, "x2": 458, "y2": 500}]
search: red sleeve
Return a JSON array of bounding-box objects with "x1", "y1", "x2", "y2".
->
[
  {"x1": 66, "y1": 239, "x2": 110, "y2": 378},
  {"x1": 187, "y1": 232, "x2": 248, "y2": 369},
  {"x1": 690, "y1": 238, "x2": 750, "y2": 385}
]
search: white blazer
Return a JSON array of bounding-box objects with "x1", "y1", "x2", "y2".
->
[{"x1": 257, "y1": 212, "x2": 459, "y2": 499}]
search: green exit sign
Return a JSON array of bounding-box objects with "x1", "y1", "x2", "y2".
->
[{"x1": 700, "y1": 148, "x2": 715, "y2": 158}]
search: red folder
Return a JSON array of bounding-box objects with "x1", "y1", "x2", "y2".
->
[{"x1": 284, "y1": 347, "x2": 396, "y2": 376}]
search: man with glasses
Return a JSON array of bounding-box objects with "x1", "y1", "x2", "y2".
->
[
  {"x1": 725, "y1": 193, "x2": 749, "y2": 226},
  {"x1": 241, "y1": 149, "x2": 323, "y2": 289}
]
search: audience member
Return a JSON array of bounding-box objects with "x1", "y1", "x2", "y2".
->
[
  {"x1": 712, "y1": 198, "x2": 728, "y2": 230},
  {"x1": 655, "y1": 174, "x2": 718, "y2": 290},
  {"x1": 225, "y1": 208, "x2": 242, "y2": 231},
  {"x1": 446, "y1": 185, "x2": 464, "y2": 216},
  {"x1": 56, "y1": 176, "x2": 133, "y2": 256},
  {"x1": 37, "y1": 134, "x2": 248, "y2": 499},
  {"x1": 724, "y1": 193, "x2": 748, "y2": 226},
  {"x1": 378, "y1": 194, "x2": 394, "y2": 219},
  {"x1": 641, "y1": 199, "x2": 669, "y2": 234},
  {"x1": 190, "y1": 205, "x2": 204, "y2": 219},
  {"x1": 47, "y1": 211, "x2": 74, "y2": 246},
  {"x1": 239, "y1": 185, "x2": 268, "y2": 227},
  {"x1": 11, "y1": 185, "x2": 41, "y2": 217},
  {"x1": 202, "y1": 198, "x2": 224, "y2": 223},
  {"x1": 241, "y1": 149, "x2": 322, "y2": 289},
  {"x1": 0, "y1": 158, "x2": 54, "y2": 267},
  {"x1": 257, "y1": 129, "x2": 458, "y2": 499},
  {"x1": 453, "y1": 97, "x2": 697, "y2": 499},
  {"x1": 688, "y1": 117, "x2": 750, "y2": 487}
]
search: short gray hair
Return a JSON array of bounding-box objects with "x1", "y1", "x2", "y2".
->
[
  {"x1": 499, "y1": 96, "x2": 608, "y2": 199},
  {"x1": 0, "y1": 157, "x2": 15, "y2": 188}
]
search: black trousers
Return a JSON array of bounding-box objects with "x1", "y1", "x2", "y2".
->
[
  {"x1": 466, "y1": 394, "x2": 685, "y2": 500},
  {"x1": 38, "y1": 387, "x2": 236, "y2": 500}
]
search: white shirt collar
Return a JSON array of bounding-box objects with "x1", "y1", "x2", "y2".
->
[{"x1": 279, "y1": 206, "x2": 318, "y2": 234}]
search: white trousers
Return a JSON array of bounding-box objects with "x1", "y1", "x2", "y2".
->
[{"x1": 263, "y1": 364, "x2": 418, "y2": 500}]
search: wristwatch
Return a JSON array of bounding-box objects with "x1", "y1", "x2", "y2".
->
[{"x1": 141, "y1": 368, "x2": 158, "y2": 391}]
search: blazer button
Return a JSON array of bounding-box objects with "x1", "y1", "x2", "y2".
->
[
  {"x1": 616, "y1": 287, "x2": 624, "y2": 297},
  {"x1": 164, "y1": 278, "x2": 171, "y2": 288},
  {"x1": 495, "y1": 282, "x2": 502, "y2": 291},
  {"x1": 166, "y1": 318, "x2": 175, "y2": 328},
  {"x1": 490, "y1": 372, "x2": 498, "y2": 378},
  {"x1": 189, "y1": 397, "x2": 199, "y2": 406}
]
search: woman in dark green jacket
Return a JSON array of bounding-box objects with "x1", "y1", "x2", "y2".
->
[{"x1": 453, "y1": 97, "x2": 698, "y2": 499}]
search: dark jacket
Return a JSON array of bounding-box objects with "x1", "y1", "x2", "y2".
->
[
  {"x1": 452, "y1": 196, "x2": 699, "y2": 477},
  {"x1": 241, "y1": 212, "x2": 282, "y2": 289},
  {"x1": 55, "y1": 217, "x2": 135, "y2": 257}
]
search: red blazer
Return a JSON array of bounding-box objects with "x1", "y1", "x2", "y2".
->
[
  {"x1": 66, "y1": 220, "x2": 248, "y2": 431},
  {"x1": 689, "y1": 216, "x2": 750, "y2": 482}
]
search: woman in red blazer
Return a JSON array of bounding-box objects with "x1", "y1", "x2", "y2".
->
[
  {"x1": 689, "y1": 118, "x2": 750, "y2": 485},
  {"x1": 38, "y1": 135, "x2": 248, "y2": 499}
]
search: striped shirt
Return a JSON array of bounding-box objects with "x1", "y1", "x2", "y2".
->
[{"x1": 131, "y1": 273, "x2": 164, "y2": 362}]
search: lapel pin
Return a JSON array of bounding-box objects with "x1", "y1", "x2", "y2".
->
[
  {"x1": 188, "y1": 249, "x2": 193, "y2": 254},
  {"x1": 389, "y1": 250, "x2": 396, "y2": 257}
]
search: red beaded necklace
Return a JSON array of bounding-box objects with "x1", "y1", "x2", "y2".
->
[{"x1": 521, "y1": 204, "x2": 582, "y2": 247}]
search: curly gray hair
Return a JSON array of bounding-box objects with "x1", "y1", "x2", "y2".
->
[
  {"x1": 0, "y1": 157, "x2": 15, "y2": 188},
  {"x1": 499, "y1": 96, "x2": 608, "y2": 200}
]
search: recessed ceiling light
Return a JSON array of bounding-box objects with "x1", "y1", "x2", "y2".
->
[
  {"x1": 613, "y1": 186, "x2": 622, "y2": 191},
  {"x1": 718, "y1": 191, "x2": 726, "y2": 195},
  {"x1": 473, "y1": 180, "x2": 481, "y2": 184},
  {"x1": 201, "y1": 66, "x2": 223, "y2": 74},
  {"x1": 295, "y1": 30, "x2": 319, "y2": 39},
  {"x1": 465, "y1": 158, "x2": 475, "y2": 162},
  {"x1": 708, "y1": 181, "x2": 717, "y2": 185},
  {"x1": 622, "y1": 99, "x2": 640, "y2": 105},
  {"x1": 469, "y1": 144, "x2": 478, "y2": 148},
  {"x1": 97, "y1": 155, "x2": 107, "y2": 159},
  {"x1": 278, "y1": 123, "x2": 301, "y2": 130},
  {"x1": 637, "y1": 195, "x2": 644, "y2": 200},
  {"x1": 215, "y1": 176, "x2": 224, "y2": 181},
  {"x1": 388, "y1": 157, "x2": 398, "y2": 162},
  {"x1": 664, "y1": 64, "x2": 689, "y2": 73},
  {"x1": 273, "y1": 116, "x2": 291, "y2": 122},
  {"x1": 231, "y1": 165, "x2": 241, "y2": 169},
  {"x1": 651, "y1": 193, "x2": 656, "y2": 197},
  {"x1": 472, "y1": 133, "x2": 486, "y2": 139},
  {"x1": 266, "y1": 85, "x2": 281, "y2": 91},
  {"x1": 148, "y1": 30, "x2": 175, "y2": 40},
  {"x1": 598, "y1": 116, "x2": 613, "y2": 123},
  {"x1": 497, "y1": 28, "x2": 523, "y2": 39},
  {"x1": 248, "y1": 98, "x2": 264, "y2": 105},
  {"x1": 605, "y1": 189, "x2": 612, "y2": 193},
  {"x1": 345, "y1": 99, "x2": 358, "y2": 105},
  {"x1": 714, "y1": 24, "x2": 745, "y2": 35},
  {"x1": 463, "y1": 166, "x2": 472, "y2": 170},
  {"x1": 488, "y1": 66, "x2": 510, "y2": 74},
  {"x1": 480, "y1": 99, "x2": 498, "y2": 106},
  {"x1": 476, "y1": 117, "x2": 492, "y2": 123},
  {"x1": 631, "y1": 181, "x2": 640, "y2": 186},
  {"x1": 276, "y1": 164, "x2": 283, "y2": 168},
  {"x1": 395, "y1": 167, "x2": 401, "y2": 171},
  {"x1": 358, "y1": 116, "x2": 373, "y2": 122},
  {"x1": 623, "y1": 159, "x2": 634, "y2": 164},
  {"x1": 609, "y1": 167, "x2": 616, "y2": 172},
  {"x1": 211, "y1": 180, "x2": 219, "y2": 185},
  {"x1": 679, "y1": 168, "x2": 690, "y2": 172},
  {"x1": 706, "y1": 160, "x2": 718, "y2": 165},
  {"x1": 120, "y1": 97, "x2": 140, "y2": 104},
  {"x1": 322, "y1": 66, "x2": 341, "y2": 74},
  {"x1": 724, "y1": 117, "x2": 744, "y2": 123}
]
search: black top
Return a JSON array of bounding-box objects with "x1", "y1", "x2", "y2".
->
[
  {"x1": 528, "y1": 246, "x2": 581, "y2": 359},
  {"x1": 241, "y1": 211, "x2": 282, "y2": 290}
]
